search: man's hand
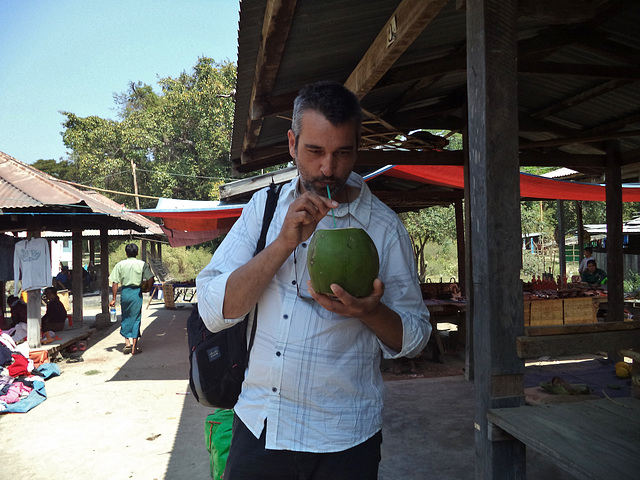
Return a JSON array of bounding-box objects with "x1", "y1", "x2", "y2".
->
[
  {"x1": 109, "y1": 299, "x2": 116, "y2": 307},
  {"x1": 307, "y1": 278, "x2": 384, "y2": 319},
  {"x1": 276, "y1": 191, "x2": 337, "y2": 250},
  {"x1": 307, "y1": 278, "x2": 404, "y2": 352}
]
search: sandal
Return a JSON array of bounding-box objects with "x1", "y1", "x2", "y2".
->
[
  {"x1": 77, "y1": 341, "x2": 87, "y2": 351},
  {"x1": 123, "y1": 345, "x2": 132, "y2": 354},
  {"x1": 132, "y1": 347, "x2": 142, "y2": 355}
]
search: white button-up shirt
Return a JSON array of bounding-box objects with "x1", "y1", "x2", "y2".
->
[{"x1": 196, "y1": 172, "x2": 431, "y2": 453}]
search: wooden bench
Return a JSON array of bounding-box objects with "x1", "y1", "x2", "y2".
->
[
  {"x1": 488, "y1": 397, "x2": 640, "y2": 480},
  {"x1": 487, "y1": 321, "x2": 640, "y2": 480}
]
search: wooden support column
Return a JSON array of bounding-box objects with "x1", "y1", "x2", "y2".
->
[
  {"x1": 455, "y1": 198, "x2": 466, "y2": 289},
  {"x1": 72, "y1": 230, "x2": 83, "y2": 327},
  {"x1": 27, "y1": 289, "x2": 41, "y2": 348},
  {"x1": 100, "y1": 228, "x2": 110, "y2": 315},
  {"x1": 141, "y1": 239, "x2": 147, "y2": 262},
  {"x1": 467, "y1": 0, "x2": 526, "y2": 479},
  {"x1": 462, "y1": 106, "x2": 474, "y2": 381},
  {"x1": 577, "y1": 201, "x2": 585, "y2": 255},
  {"x1": 606, "y1": 141, "x2": 624, "y2": 327},
  {"x1": 26, "y1": 231, "x2": 43, "y2": 348},
  {"x1": 557, "y1": 200, "x2": 566, "y2": 283},
  {"x1": 158, "y1": 243, "x2": 162, "y2": 262}
]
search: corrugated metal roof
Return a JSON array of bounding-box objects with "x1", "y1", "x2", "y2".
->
[
  {"x1": 231, "y1": 0, "x2": 640, "y2": 178},
  {"x1": 0, "y1": 151, "x2": 162, "y2": 235}
]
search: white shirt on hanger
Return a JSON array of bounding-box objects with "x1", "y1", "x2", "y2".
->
[{"x1": 14, "y1": 237, "x2": 51, "y2": 295}]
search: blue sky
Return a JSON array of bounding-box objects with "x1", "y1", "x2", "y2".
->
[{"x1": 0, "y1": 0, "x2": 239, "y2": 164}]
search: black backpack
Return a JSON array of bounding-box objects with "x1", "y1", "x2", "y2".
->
[{"x1": 188, "y1": 183, "x2": 281, "y2": 408}]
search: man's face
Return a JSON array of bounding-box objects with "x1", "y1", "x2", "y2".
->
[
  {"x1": 288, "y1": 110, "x2": 358, "y2": 201},
  {"x1": 587, "y1": 263, "x2": 597, "y2": 272}
]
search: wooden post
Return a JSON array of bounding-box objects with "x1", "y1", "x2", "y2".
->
[
  {"x1": 26, "y1": 289, "x2": 41, "y2": 349},
  {"x1": 141, "y1": 239, "x2": 147, "y2": 262},
  {"x1": 606, "y1": 142, "x2": 624, "y2": 329},
  {"x1": 72, "y1": 230, "x2": 83, "y2": 327},
  {"x1": 462, "y1": 104, "x2": 474, "y2": 381},
  {"x1": 455, "y1": 198, "x2": 466, "y2": 290},
  {"x1": 557, "y1": 200, "x2": 566, "y2": 283},
  {"x1": 100, "y1": 228, "x2": 110, "y2": 315},
  {"x1": 467, "y1": 0, "x2": 526, "y2": 478},
  {"x1": 577, "y1": 201, "x2": 584, "y2": 256}
]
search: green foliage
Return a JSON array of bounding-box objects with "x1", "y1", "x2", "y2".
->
[
  {"x1": 161, "y1": 246, "x2": 212, "y2": 281},
  {"x1": 400, "y1": 206, "x2": 457, "y2": 280},
  {"x1": 32, "y1": 158, "x2": 80, "y2": 181},
  {"x1": 61, "y1": 57, "x2": 238, "y2": 207},
  {"x1": 623, "y1": 270, "x2": 640, "y2": 295},
  {"x1": 108, "y1": 241, "x2": 213, "y2": 282},
  {"x1": 421, "y1": 241, "x2": 459, "y2": 281}
]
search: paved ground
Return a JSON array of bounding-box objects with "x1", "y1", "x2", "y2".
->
[{"x1": 1, "y1": 295, "x2": 577, "y2": 479}]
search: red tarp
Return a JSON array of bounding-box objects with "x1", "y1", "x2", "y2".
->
[
  {"x1": 382, "y1": 165, "x2": 640, "y2": 202},
  {"x1": 135, "y1": 165, "x2": 640, "y2": 246}
]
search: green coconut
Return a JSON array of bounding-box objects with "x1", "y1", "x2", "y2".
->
[{"x1": 306, "y1": 227, "x2": 379, "y2": 297}]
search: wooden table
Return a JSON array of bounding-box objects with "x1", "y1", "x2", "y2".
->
[
  {"x1": 488, "y1": 397, "x2": 640, "y2": 480},
  {"x1": 424, "y1": 299, "x2": 466, "y2": 362}
]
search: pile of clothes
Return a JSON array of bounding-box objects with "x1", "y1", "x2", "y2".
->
[{"x1": 0, "y1": 329, "x2": 60, "y2": 413}]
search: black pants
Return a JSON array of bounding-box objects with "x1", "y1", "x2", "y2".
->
[{"x1": 223, "y1": 417, "x2": 382, "y2": 480}]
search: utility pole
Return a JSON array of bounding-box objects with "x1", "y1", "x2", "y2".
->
[{"x1": 130, "y1": 158, "x2": 140, "y2": 209}]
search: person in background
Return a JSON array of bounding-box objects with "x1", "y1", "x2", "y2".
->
[
  {"x1": 578, "y1": 246, "x2": 593, "y2": 274},
  {"x1": 54, "y1": 265, "x2": 71, "y2": 290},
  {"x1": 109, "y1": 243, "x2": 154, "y2": 355},
  {"x1": 7, "y1": 295, "x2": 27, "y2": 328},
  {"x1": 197, "y1": 81, "x2": 431, "y2": 480},
  {"x1": 581, "y1": 259, "x2": 607, "y2": 286},
  {"x1": 41, "y1": 287, "x2": 67, "y2": 332}
]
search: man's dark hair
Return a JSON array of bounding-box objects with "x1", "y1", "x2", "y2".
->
[
  {"x1": 587, "y1": 259, "x2": 596, "y2": 266},
  {"x1": 291, "y1": 80, "x2": 363, "y2": 148},
  {"x1": 125, "y1": 243, "x2": 139, "y2": 257},
  {"x1": 584, "y1": 246, "x2": 593, "y2": 253}
]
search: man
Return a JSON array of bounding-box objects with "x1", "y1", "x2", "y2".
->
[
  {"x1": 109, "y1": 243, "x2": 154, "y2": 355},
  {"x1": 581, "y1": 259, "x2": 607, "y2": 286},
  {"x1": 41, "y1": 287, "x2": 67, "y2": 332},
  {"x1": 7, "y1": 295, "x2": 27, "y2": 328},
  {"x1": 196, "y1": 81, "x2": 431, "y2": 479},
  {"x1": 54, "y1": 265, "x2": 71, "y2": 290},
  {"x1": 578, "y1": 246, "x2": 593, "y2": 274}
]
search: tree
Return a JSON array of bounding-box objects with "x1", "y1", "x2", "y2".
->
[
  {"x1": 32, "y1": 158, "x2": 80, "y2": 181},
  {"x1": 400, "y1": 205, "x2": 457, "y2": 280},
  {"x1": 61, "y1": 57, "x2": 237, "y2": 207}
]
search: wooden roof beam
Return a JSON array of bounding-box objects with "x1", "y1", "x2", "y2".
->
[
  {"x1": 343, "y1": 0, "x2": 449, "y2": 99},
  {"x1": 241, "y1": 0, "x2": 297, "y2": 156}
]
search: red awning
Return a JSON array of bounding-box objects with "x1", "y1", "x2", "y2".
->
[
  {"x1": 134, "y1": 166, "x2": 640, "y2": 247},
  {"x1": 383, "y1": 165, "x2": 640, "y2": 202}
]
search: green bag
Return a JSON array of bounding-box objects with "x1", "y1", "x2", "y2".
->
[{"x1": 205, "y1": 409, "x2": 234, "y2": 479}]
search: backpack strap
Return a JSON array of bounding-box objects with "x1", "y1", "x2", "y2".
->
[{"x1": 247, "y1": 182, "x2": 282, "y2": 357}]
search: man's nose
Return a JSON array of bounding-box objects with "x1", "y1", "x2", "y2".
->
[{"x1": 319, "y1": 153, "x2": 337, "y2": 177}]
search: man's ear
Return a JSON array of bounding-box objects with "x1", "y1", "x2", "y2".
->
[{"x1": 288, "y1": 129, "x2": 297, "y2": 161}]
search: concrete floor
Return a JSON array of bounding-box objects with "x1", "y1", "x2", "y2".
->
[{"x1": 1, "y1": 297, "x2": 577, "y2": 479}]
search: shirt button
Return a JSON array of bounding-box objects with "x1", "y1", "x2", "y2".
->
[
  {"x1": 272, "y1": 387, "x2": 277, "y2": 393},
  {"x1": 301, "y1": 242, "x2": 307, "y2": 248},
  {"x1": 292, "y1": 280, "x2": 296, "y2": 285},
  {"x1": 283, "y1": 314, "x2": 289, "y2": 319},
  {"x1": 276, "y1": 351, "x2": 281, "y2": 357}
]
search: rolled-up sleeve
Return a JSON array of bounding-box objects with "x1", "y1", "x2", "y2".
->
[
  {"x1": 195, "y1": 190, "x2": 266, "y2": 333},
  {"x1": 376, "y1": 229, "x2": 431, "y2": 359}
]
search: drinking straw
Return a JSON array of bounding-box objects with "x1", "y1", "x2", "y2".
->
[{"x1": 327, "y1": 185, "x2": 337, "y2": 228}]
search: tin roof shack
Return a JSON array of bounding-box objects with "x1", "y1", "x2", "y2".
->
[{"x1": 0, "y1": 151, "x2": 163, "y2": 348}]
